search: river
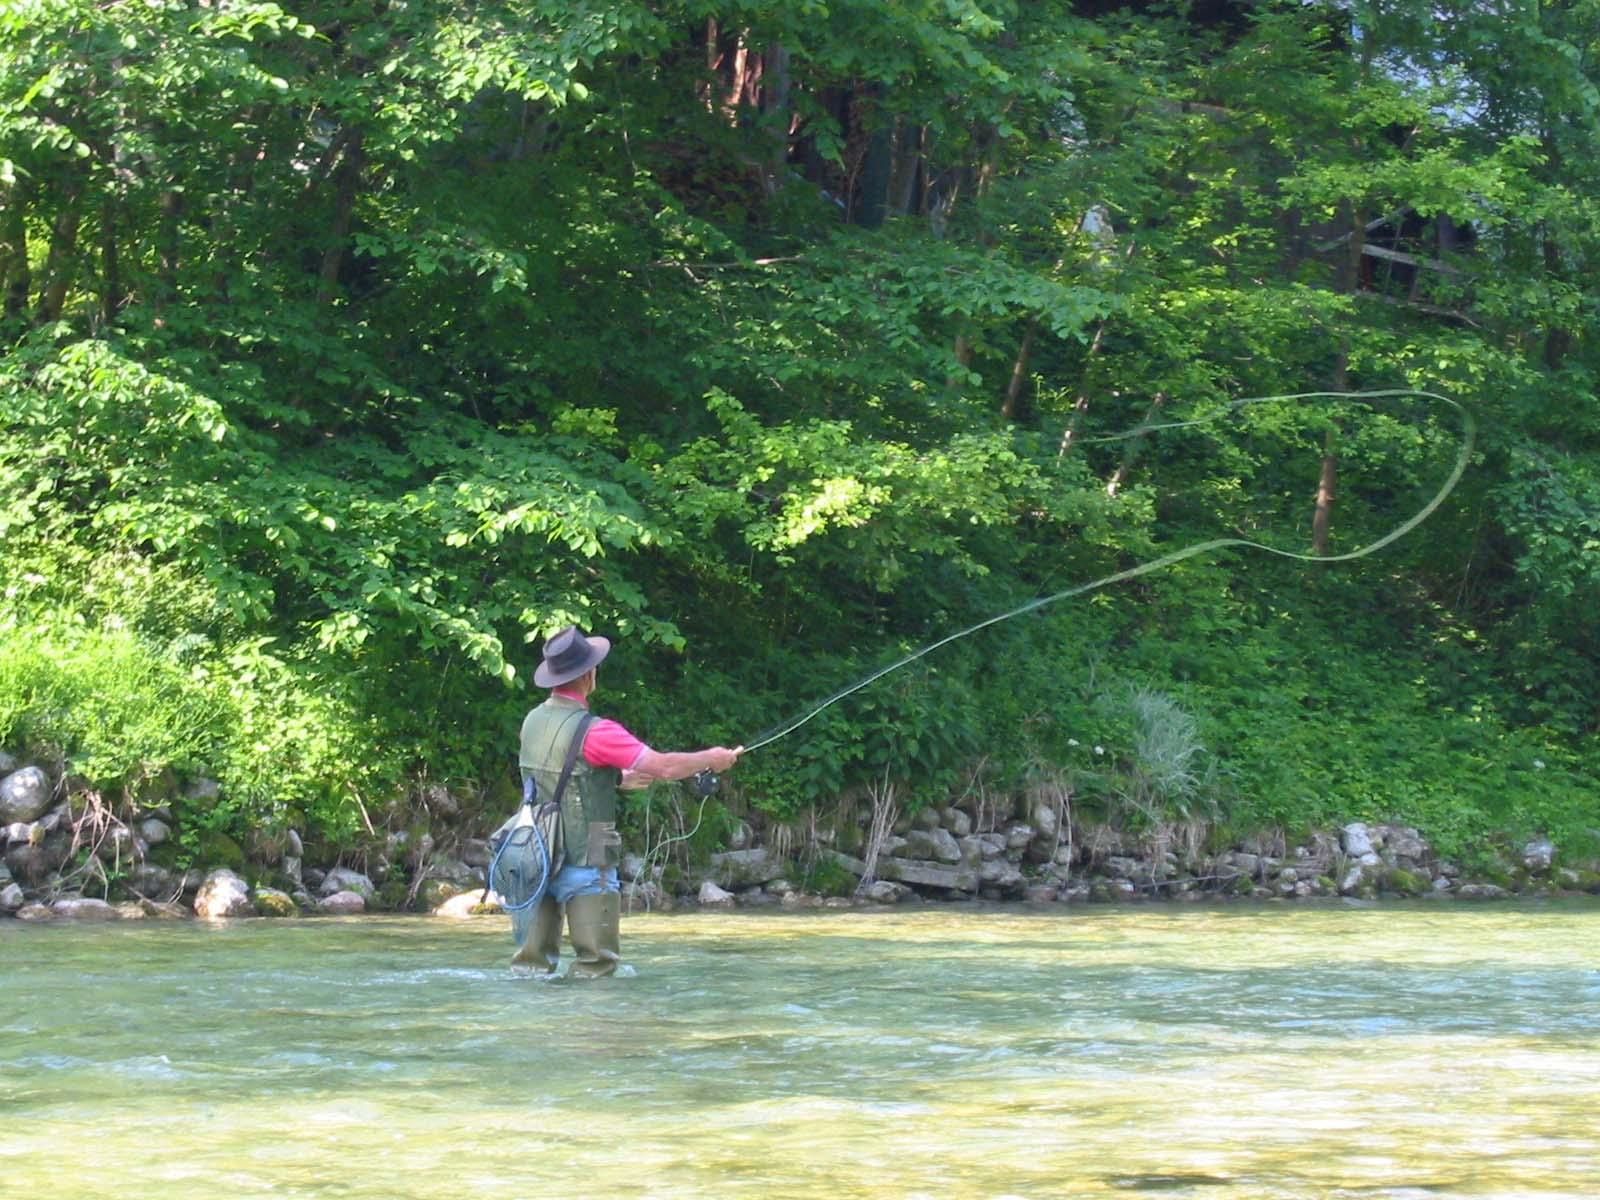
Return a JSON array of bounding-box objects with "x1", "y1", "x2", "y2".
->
[{"x1": 3, "y1": 901, "x2": 1598, "y2": 1199}]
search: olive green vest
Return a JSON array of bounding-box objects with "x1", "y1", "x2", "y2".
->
[{"x1": 518, "y1": 696, "x2": 622, "y2": 869}]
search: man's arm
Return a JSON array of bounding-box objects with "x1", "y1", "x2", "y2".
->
[{"x1": 628, "y1": 745, "x2": 742, "y2": 783}]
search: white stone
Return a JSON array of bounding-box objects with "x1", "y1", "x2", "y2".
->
[
  {"x1": 697, "y1": 880, "x2": 734, "y2": 905},
  {"x1": 434, "y1": 891, "x2": 498, "y2": 918},
  {"x1": 1522, "y1": 838, "x2": 1555, "y2": 872},
  {"x1": 194, "y1": 869, "x2": 254, "y2": 919},
  {"x1": 1339, "y1": 863, "x2": 1367, "y2": 895},
  {"x1": 1340, "y1": 822, "x2": 1374, "y2": 858}
]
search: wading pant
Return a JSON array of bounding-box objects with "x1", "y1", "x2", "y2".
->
[{"x1": 511, "y1": 866, "x2": 620, "y2": 978}]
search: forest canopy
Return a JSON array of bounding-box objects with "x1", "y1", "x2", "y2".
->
[{"x1": 2, "y1": 0, "x2": 1597, "y2": 861}]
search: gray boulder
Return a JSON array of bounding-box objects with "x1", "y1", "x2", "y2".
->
[
  {"x1": 252, "y1": 887, "x2": 299, "y2": 917},
  {"x1": 1522, "y1": 838, "x2": 1555, "y2": 873},
  {"x1": 318, "y1": 890, "x2": 366, "y2": 915},
  {"x1": 940, "y1": 807, "x2": 972, "y2": 837},
  {"x1": 194, "y1": 869, "x2": 254, "y2": 919},
  {"x1": 1, "y1": 882, "x2": 24, "y2": 912},
  {"x1": 0, "y1": 750, "x2": 15, "y2": 772},
  {"x1": 184, "y1": 776, "x2": 221, "y2": 801},
  {"x1": 461, "y1": 838, "x2": 493, "y2": 869},
  {"x1": 0, "y1": 767, "x2": 52, "y2": 824},
  {"x1": 1384, "y1": 826, "x2": 1429, "y2": 861},
  {"x1": 978, "y1": 858, "x2": 1024, "y2": 891},
  {"x1": 52, "y1": 897, "x2": 118, "y2": 920},
  {"x1": 697, "y1": 880, "x2": 735, "y2": 906},
  {"x1": 1340, "y1": 822, "x2": 1374, "y2": 858},
  {"x1": 125, "y1": 863, "x2": 179, "y2": 897},
  {"x1": 5, "y1": 831, "x2": 71, "y2": 884},
  {"x1": 1029, "y1": 800, "x2": 1060, "y2": 840},
  {"x1": 861, "y1": 880, "x2": 911, "y2": 904},
  {"x1": 901, "y1": 828, "x2": 962, "y2": 864},
  {"x1": 137, "y1": 817, "x2": 171, "y2": 846},
  {"x1": 709, "y1": 848, "x2": 785, "y2": 888},
  {"x1": 319, "y1": 867, "x2": 376, "y2": 900},
  {"x1": 962, "y1": 835, "x2": 1003, "y2": 862},
  {"x1": 1003, "y1": 823, "x2": 1035, "y2": 852}
]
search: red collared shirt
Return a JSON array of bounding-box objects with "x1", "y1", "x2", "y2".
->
[{"x1": 550, "y1": 687, "x2": 649, "y2": 771}]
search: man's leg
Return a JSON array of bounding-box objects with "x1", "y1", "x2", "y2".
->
[
  {"x1": 565, "y1": 889, "x2": 621, "y2": 979},
  {"x1": 510, "y1": 894, "x2": 563, "y2": 972}
]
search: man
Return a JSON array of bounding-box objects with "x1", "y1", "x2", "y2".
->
[{"x1": 513, "y1": 625, "x2": 741, "y2": 978}]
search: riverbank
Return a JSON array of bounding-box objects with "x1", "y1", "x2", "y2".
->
[{"x1": 5, "y1": 744, "x2": 1596, "y2": 922}]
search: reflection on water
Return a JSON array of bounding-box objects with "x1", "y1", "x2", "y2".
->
[{"x1": 3, "y1": 903, "x2": 1598, "y2": 1199}]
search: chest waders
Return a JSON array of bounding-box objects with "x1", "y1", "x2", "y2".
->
[{"x1": 510, "y1": 698, "x2": 623, "y2": 978}]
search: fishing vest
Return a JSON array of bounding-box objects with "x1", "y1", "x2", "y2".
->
[{"x1": 518, "y1": 696, "x2": 622, "y2": 869}]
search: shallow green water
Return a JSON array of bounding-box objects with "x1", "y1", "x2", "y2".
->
[{"x1": 3, "y1": 902, "x2": 1598, "y2": 1199}]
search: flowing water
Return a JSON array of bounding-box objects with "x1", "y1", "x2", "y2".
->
[{"x1": 3, "y1": 901, "x2": 1598, "y2": 1199}]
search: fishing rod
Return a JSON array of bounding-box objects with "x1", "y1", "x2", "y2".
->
[{"x1": 729, "y1": 388, "x2": 1473, "y2": 760}]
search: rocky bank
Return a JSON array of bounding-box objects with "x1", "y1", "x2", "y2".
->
[{"x1": 3, "y1": 749, "x2": 1596, "y2": 923}]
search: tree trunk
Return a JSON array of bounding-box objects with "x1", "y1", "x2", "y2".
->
[
  {"x1": 1, "y1": 181, "x2": 29, "y2": 323},
  {"x1": 316, "y1": 132, "x2": 364, "y2": 307},
  {"x1": 1312, "y1": 204, "x2": 1365, "y2": 554},
  {"x1": 156, "y1": 188, "x2": 182, "y2": 310},
  {"x1": 35, "y1": 176, "x2": 85, "y2": 325},
  {"x1": 1001, "y1": 317, "x2": 1037, "y2": 421},
  {"x1": 763, "y1": 44, "x2": 792, "y2": 192},
  {"x1": 1057, "y1": 321, "x2": 1107, "y2": 457},
  {"x1": 1312, "y1": 347, "x2": 1350, "y2": 556},
  {"x1": 1106, "y1": 392, "x2": 1166, "y2": 498}
]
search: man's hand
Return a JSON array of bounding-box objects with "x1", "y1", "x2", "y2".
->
[{"x1": 706, "y1": 745, "x2": 743, "y2": 773}]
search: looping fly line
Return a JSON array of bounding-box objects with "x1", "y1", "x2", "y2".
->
[{"x1": 741, "y1": 388, "x2": 1472, "y2": 755}]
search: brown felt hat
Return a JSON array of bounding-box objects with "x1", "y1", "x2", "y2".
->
[{"x1": 534, "y1": 625, "x2": 611, "y2": 687}]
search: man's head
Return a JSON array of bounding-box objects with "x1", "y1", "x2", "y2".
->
[{"x1": 534, "y1": 625, "x2": 611, "y2": 690}]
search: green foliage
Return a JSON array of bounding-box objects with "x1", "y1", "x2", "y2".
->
[{"x1": 1, "y1": 0, "x2": 1596, "y2": 866}]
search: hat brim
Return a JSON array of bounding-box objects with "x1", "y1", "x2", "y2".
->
[{"x1": 533, "y1": 635, "x2": 611, "y2": 687}]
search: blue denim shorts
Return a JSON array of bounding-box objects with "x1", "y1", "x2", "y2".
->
[{"x1": 548, "y1": 864, "x2": 619, "y2": 904}]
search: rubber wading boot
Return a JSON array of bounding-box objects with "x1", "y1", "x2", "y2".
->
[
  {"x1": 565, "y1": 891, "x2": 621, "y2": 979},
  {"x1": 510, "y1": 895, "x2": 563, "y2": 972}
]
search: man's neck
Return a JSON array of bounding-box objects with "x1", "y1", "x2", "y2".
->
[{"x1": 551, "y1": 686, "x2": 590, "y2": 707}]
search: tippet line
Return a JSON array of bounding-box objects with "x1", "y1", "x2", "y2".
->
[{"x1": 740, "y1": 389, "x2": 1472, "y2": 755}]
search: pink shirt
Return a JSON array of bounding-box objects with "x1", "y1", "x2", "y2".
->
[{"x1": 551, "y1": 688, "x2": 649, "y2": 771}]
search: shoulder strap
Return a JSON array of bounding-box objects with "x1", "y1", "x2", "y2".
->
[{"x1": 545, "y1": 711, "x2": 595, "y2": 813}]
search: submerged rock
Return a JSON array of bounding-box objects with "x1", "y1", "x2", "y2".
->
[
  {"x1": 318, "y1": 890, "x2": 366, "y2": 915},
  {"x1": 252, "y1": 887, "x2": 300, "y2": 917},
  {"x1": 51, "y1": 897, "x2": 118, "y2": 920}
]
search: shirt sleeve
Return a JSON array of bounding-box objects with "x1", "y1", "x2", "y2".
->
[{"x1": 581, "y1": 717, "x2": 648, "y2": 771}]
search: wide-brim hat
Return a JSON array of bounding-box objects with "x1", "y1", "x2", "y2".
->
[{"x1": 533, "y1": 625, "x2": 611, "y2": 687}]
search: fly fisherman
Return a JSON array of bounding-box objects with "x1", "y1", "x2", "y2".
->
[{"x1": 514, "y1": 625, "x2": 741, "y2": 978}]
